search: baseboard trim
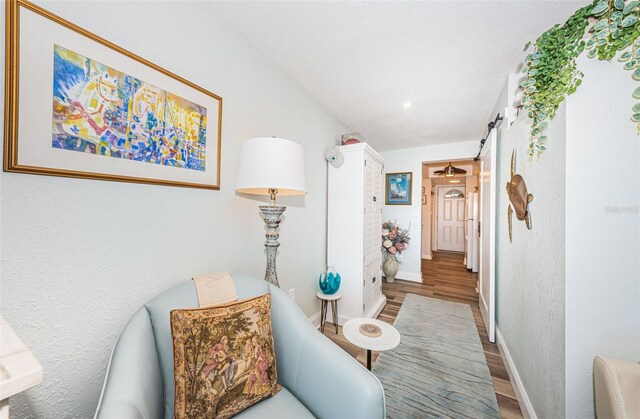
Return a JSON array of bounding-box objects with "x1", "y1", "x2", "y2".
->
[
  {"x1": 308, "y1": 309, "x2": 354, "y2": 328},
  {"x1": 496, "y1": 327, "x2": 537, "y2": 419},
  {"x1": 422, "y1": 253, "x2": 433, "y2": 260},
  {"x1": 366, "y1": 295, "x2": 387, "y2": 319},
  {"x1": 309, "y1": 296, "x2": 387, "y2": 328},
  {"x1": 395, "y1": 271, "x2": 422, "y2": 282},
  {"x1": 325, "y1": 312, "x2": 349, "y2": 326},
  {"x1": 309, "y1": 311, "x2": 321, "y2": 329}
]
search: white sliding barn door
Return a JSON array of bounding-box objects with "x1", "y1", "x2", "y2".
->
[{"x1": 479, "y1": 130, "x2": 497, "y2": 343}]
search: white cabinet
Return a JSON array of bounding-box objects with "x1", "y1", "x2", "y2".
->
[{"x1": 327, "y1": 143, "x2": 386, "y2": 324}]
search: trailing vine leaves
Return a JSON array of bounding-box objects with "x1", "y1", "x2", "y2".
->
[
  {"x1": 521, "y1": 6, "x2": 590, "y2": 156},
  {"x1": 521, "y1": 0, "x2": 640, "y2": 157}
]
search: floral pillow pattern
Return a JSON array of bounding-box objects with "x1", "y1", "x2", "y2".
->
[{"x1": 171, "y1": 294, "x2": 280, "y2": 419}]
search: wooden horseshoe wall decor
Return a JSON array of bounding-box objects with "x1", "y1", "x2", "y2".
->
[{"x1": 506, "y1": 150, "x2": 534, "y2": 242}]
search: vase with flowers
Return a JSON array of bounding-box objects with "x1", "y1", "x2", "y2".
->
[{"x1": 381, "y1": 220, "x2": 410, "y2": 283}]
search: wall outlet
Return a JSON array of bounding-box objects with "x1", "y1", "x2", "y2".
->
[{"x1": 288, "y1": 288, "x2": 295, "y2": 302}]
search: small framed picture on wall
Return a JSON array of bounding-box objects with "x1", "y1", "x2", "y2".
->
[{"x1": 385, "y1": 172, "x2": 412, "y2": 205}]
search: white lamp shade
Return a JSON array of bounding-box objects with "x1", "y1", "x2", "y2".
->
[{"x1": 235, "y1": 137, "x2": 307, "y2": 196}]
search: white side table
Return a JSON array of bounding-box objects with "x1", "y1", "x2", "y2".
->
[
  {"x1": 0, "y1": 315, "x2": 43, "y2": 419},
  {"x1": 343, "y1": 317, "x2": 400, "y2": 370},
  {"x1": 316, "y1": 291, "x2": 342, "y2": 334}
]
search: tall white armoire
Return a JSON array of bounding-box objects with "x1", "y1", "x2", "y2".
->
[{"x1": 327, "y1": 143, "x2": 386, "y2": 324}]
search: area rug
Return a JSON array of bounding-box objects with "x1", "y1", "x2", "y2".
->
[{"x1": 372, "y1": 294, "x2": 500, "y2": 418}]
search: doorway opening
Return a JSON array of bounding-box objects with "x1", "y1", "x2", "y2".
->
[
  {"x1": 421, "y1": 159, "x2": 479, "y2": 264},
  {"x1": 417, "y1": 135, "x2": 497, "y2": 344}
]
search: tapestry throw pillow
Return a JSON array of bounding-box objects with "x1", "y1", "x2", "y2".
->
[{"x1": 171, "y1": 294, "x2": 280, "y2": 419}]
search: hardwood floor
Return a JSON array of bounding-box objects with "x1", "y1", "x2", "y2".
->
[{"x1": 323, "y1": 251, "x2": 524, "y2": 419}]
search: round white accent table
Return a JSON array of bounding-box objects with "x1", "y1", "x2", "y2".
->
[
  {"x1": 342, "y1": 317, "x2": 401, "y2": 370},
  {"x1": 316, "y1": 291, "x2": 342, "y2": 334}
]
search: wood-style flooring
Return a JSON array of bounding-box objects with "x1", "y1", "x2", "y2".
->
[{"x1": 323, "y1": 251, "x2": 523, "y2": 419}]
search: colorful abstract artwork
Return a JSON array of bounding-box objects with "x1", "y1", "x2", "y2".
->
[{"x1": 52, "y1": 45, "x2": 207, "y2": 171}]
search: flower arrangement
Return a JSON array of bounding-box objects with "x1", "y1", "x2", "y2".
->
[{"x1": 382, "y1": 220, "x2": 411, "y2": 257}]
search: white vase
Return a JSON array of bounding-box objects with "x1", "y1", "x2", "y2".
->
[{"x1": 383, "y1": 254, "x2": 399, "y2": 283}]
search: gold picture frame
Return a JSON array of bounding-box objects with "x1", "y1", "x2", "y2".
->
[
  {"x1": 4, "y1": 0, "x2": 223, "y2": 189},
  {"x1": 385, "y1": 172, "x2": 412, "y2": 205}
]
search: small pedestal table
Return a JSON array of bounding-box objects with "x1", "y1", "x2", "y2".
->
[{"x1": 342, "y1": 317, "x2": 400, "y2": 370}]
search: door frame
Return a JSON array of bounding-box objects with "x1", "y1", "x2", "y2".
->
[
  {"x1": 431, "y1": 188, "x2": 437, "y2": 253},
  {"x1": 432, "y1": 186, "x2": 439, "y2": 251},
  {"x1": 478, "y1": 129, "x2": 497, "y2": 343},
  {"x1": 420, "y1": 158, "x2": 478, "y2": 275}
]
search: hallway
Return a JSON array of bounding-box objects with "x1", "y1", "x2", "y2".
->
[
  {"x1": 324, "y1": 251, "x2": 523, "y2": 418},
  {"x1": 421, "y1": 251, "x2": 479, "y2": 305}
]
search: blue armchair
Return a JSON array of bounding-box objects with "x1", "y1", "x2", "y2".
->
[{"x1": 94, "y1": 275, "x2": 386, "y2": 418}]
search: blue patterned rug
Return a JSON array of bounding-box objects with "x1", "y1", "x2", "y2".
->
[{"x1": 372, "y1": 294, "x2": 500, "y2": 418}]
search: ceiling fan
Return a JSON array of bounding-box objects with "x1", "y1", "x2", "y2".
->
[{"x1": 433, "y1": 162, "x2": 467, "y2": 177}]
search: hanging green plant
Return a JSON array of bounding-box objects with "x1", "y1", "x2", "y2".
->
[{"x1": 521, "y1": 0, "x2": 640, "y2": 157}]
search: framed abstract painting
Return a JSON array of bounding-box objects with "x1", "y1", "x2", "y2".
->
[
  {"x1": 385, "y1": 172, "x2": 412, "y2": 205},
  {"x1": 4, "y1": 0, "x2": 222, "y2": 189}
]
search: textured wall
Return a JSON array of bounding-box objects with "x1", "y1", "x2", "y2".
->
[
  {"x1": 494, "y1": 93, "x2": 567, "y2": 417},
  {"x1": 564, "y1": 56, "x2": 640, "y2": 418},
  {"x1": 380, "y1": 141, "x2": 479, "y2": 281},
  {"x1": 0, "y1": 1, "x2": 348, "y2": 417}
]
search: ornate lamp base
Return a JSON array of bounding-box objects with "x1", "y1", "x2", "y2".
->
[{"x1": 259, "y1": 205, "x2": 286, "y2": 287}]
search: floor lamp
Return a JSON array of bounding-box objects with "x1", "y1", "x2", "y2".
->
[{"x1": 235, "y1": 137, "x2": 306, "y2": 287}]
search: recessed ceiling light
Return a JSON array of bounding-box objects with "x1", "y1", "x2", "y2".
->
[{"x1": 402, "y1": 102, "x2": 413, "y2": 108}]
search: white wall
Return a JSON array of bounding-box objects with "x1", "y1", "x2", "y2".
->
[
  {"x1": 0, "y1": 2, "x2": 348, "y2": 417},
  {"x1": 564, "y1": 56, "x2": 640, "y2": 418},
  {"x1": 494, "y1": 94, "x2": 567, "y2": 418},
  {"x1": 495, "y1": 58, "x2": 640, "y2": 419},
  {"x1": 421, "y1": 178, "x2": 433, "y2": 259},
  {"x1": 380, "y1": 141, "x2": 478, "y2": 281}
]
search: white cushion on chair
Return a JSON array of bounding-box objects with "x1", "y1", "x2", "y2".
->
[{"x1": 594, "y1": 356, "x2": 640, "y2": 419}]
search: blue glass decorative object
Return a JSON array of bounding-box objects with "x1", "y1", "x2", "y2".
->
[{"x1": 319, "y1": 266, "x2": 341, "y2": 295}]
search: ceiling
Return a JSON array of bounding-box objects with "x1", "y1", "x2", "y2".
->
[{"x1": 213, "y1": 1, "x2": 584, "y2": 151}]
